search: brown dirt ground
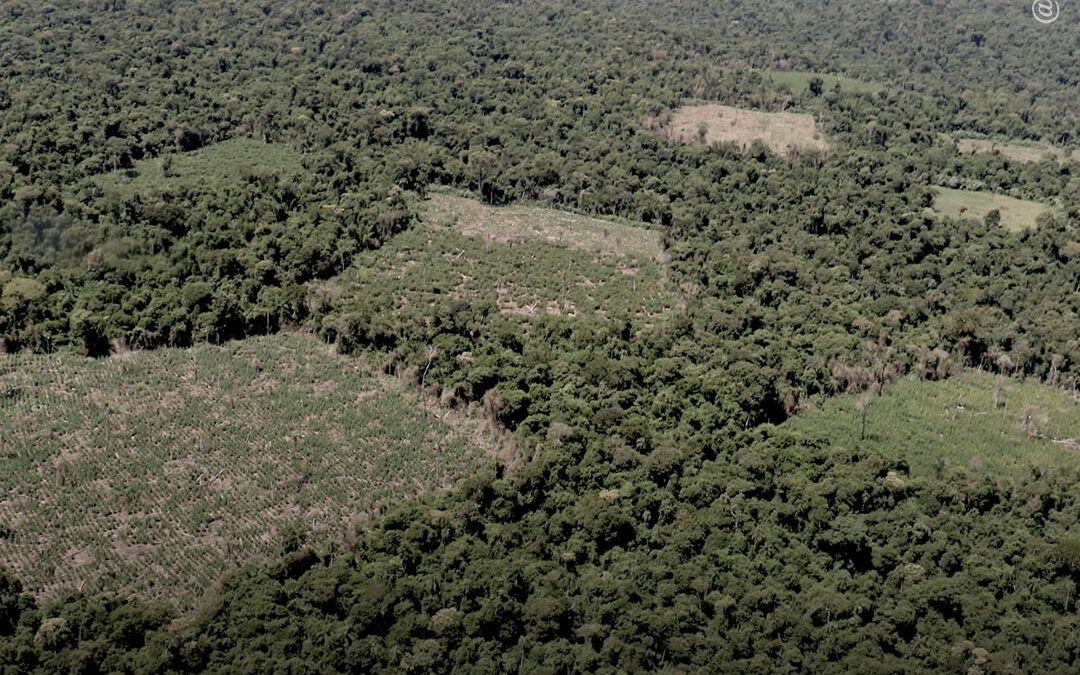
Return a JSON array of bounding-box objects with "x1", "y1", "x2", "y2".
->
[{"x1": 657, "y1": 104, "x2": 828, "y2": 155}]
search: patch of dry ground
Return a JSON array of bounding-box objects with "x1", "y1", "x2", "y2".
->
[
  {"x1": 654, "y1": 104, "x2": 828, "y2": 155},
  {"x1": 957, "y1": 138, "x2": 1069, "y2": 164},
  {"x1": 426, "y1": 193, "x2": 662, "y2": 260}
]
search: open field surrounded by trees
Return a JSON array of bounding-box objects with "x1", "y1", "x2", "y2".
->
[
  {"x1": 319, "y1": 193, "x2": 676, "y2": 329},
  {"x1": 426, "y1": 192, "x2": 663, "y2": 259},
  {"x1": 956, "y1": 137, "x2": 1070, "y2": 165},
  {"x1": 784, "y1": 371, "x2": 1080, "y2": 478},
  {"x1": 931, "y1": 186, "x2": 1056, "y2": 231},
  {"x1": 90, "y1": 139, "x2": 306, "y2": 198},
  {"x1": 762, "y1": 70, "x2": 882, "y2": 96},
  {"x1": 0, "y1": 333, "x2": 494, "y2": 607},
  {"x1": 658, "y1": 104, "x2": 828, "y2": 154}
]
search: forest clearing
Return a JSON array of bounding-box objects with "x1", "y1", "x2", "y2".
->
[
  {"x1": 92, "y1": 138, "x2": 305, "y2": 196},
  {"x1": 660, "y1": 104, "x2": 828, "y2": 154},
  {"x1": 425, "y1": 192, "x2": 662, "y2": 259},
  {"x1": 328, "y1": 194, "x2": 676, "y2": 323},
  {"x1": 956, "y1": 137, "x2": 1069, "y2": 164},
  {"x1": 931, "y1": 186, "x2": 1055, "y2": 231},
  {"x1": 762, "y1": 69, "x2": 882, "y2": 95},
  {"x1": 784, "y1": 370, "x2": 1080, "y2": 477},
  {"x1": 0, "y1": 333, "x2": 495, "y2": 606}
]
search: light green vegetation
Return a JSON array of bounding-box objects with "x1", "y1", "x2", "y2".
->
[
  {"x1": 0, "y1": 332, "x2": 491, "y2": 607},
  {"x1": 784, "y1": 370, "x2": 1080, "y2": 478},
  {"x1": 91, "y1": 138, "x2": 304, "y2": 196},
  {"x1": 957, "y1": 137, "x2": 1070, "y2": 164},
  {"x1": 931, "y1": 186, "x2": 1055, "y2": 231},
  {"x1": 763, "y1": 69, "x2": 882, "y2": 95},
  {"x1": 333, "y1": 192, "x2": 675, "y2": 323}
]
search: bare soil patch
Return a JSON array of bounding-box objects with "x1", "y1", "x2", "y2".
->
[{"x1": 654, "y1": 104, "x2": 828, "y2": 155}]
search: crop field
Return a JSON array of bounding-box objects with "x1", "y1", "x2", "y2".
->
[
  {"x1": 956, "y1": 137, "x2": 1069, "y2": 164},
  {"x1": 91, "y1": 137, "x2": 303, "y2": 196},
  {"x1": 783, "y1": 370, "x2": 1080, "y2": 478},
  {"x1": 0, "y1": 333, "x2": 493, "y2": 607},
  {"x1": 334, "y1": 192, "x2": 676, "y2": 322},
  {"x1": 661, "y1": 104, "x2": 828, "y2": 154},
  {"x1": 932, "y1": 186, "x2": 1055, "y2": 231}
]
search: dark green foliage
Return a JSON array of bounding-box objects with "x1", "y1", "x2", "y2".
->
[
  {"x1": 0, "y1": 589, "x2": 174, "y2": 675},
  {"x1": 0, "y1": 569, "x2": 27, "y2": 638},
  {"x1": 0, "y1": 142, "x2": 416, "y2": 352}
]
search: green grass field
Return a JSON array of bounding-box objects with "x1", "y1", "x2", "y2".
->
[
  {"x1": 329, "y1": 192, "x2": 676, "y2": 324},
  {"x1": 764, "y1": 69, "x2": 882, "y2": 95},
  {"x1": 931, "y1": 186, "x2": 1055, "y2": 232},
  {"x1": 782, "y1": 371, "x2": 1080, "y2": 478},
  {"x1": 92, "y1": 137, "x2": 303, "y2": 196},
  {"x1": 0, "y1": 333, "x2": 494, "y2": 607}
]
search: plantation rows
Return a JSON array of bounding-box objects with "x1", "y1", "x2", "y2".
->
[
  {"x1": 0, "y1": 333, "x2": 491, "y2": 607},
  {"x1": 325, "y1": 194, "x2": 676, "y2": 335}
]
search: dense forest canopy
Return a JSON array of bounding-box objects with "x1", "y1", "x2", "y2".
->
[{"x1": 3, "y1": 0, "x2": 1080, "y2": 672}]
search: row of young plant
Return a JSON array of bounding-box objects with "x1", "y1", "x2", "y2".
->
[{"x1": 0, "y1": 334, "x2": 498, "y2": 608}]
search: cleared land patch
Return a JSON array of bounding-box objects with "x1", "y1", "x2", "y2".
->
[
  {"x1": 957, "y1": 137, "x2": 1069, "y2": 164},
  {"x1": 0, "y1": 333, "x2": 492, "y2": 607},
  {"x1": 333, "y1": 193, "x2": 675, "y2": 322},
  {"x1": 658, "y1": 104, "x2": 828, "y2": 154},
  {"x1": 932, "y1": 186, "x2": 1055, "y2": 232},
  {"x1": 783, "y1": 371, "x2": 1080, "y2": 478},
  {"x1": 764, "y1": 69, "x2": 881, "y2": 95},
  {"x1": 426, "y1": 192, "x2": 662, "y2": 259},
  {"x1": 92, "y1": 137, "x2": 303, "y2": 196}
]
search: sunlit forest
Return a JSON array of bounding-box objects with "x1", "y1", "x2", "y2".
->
[{"x1": 3, "y1": 0, "x2": 1080, "y2": 672}]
